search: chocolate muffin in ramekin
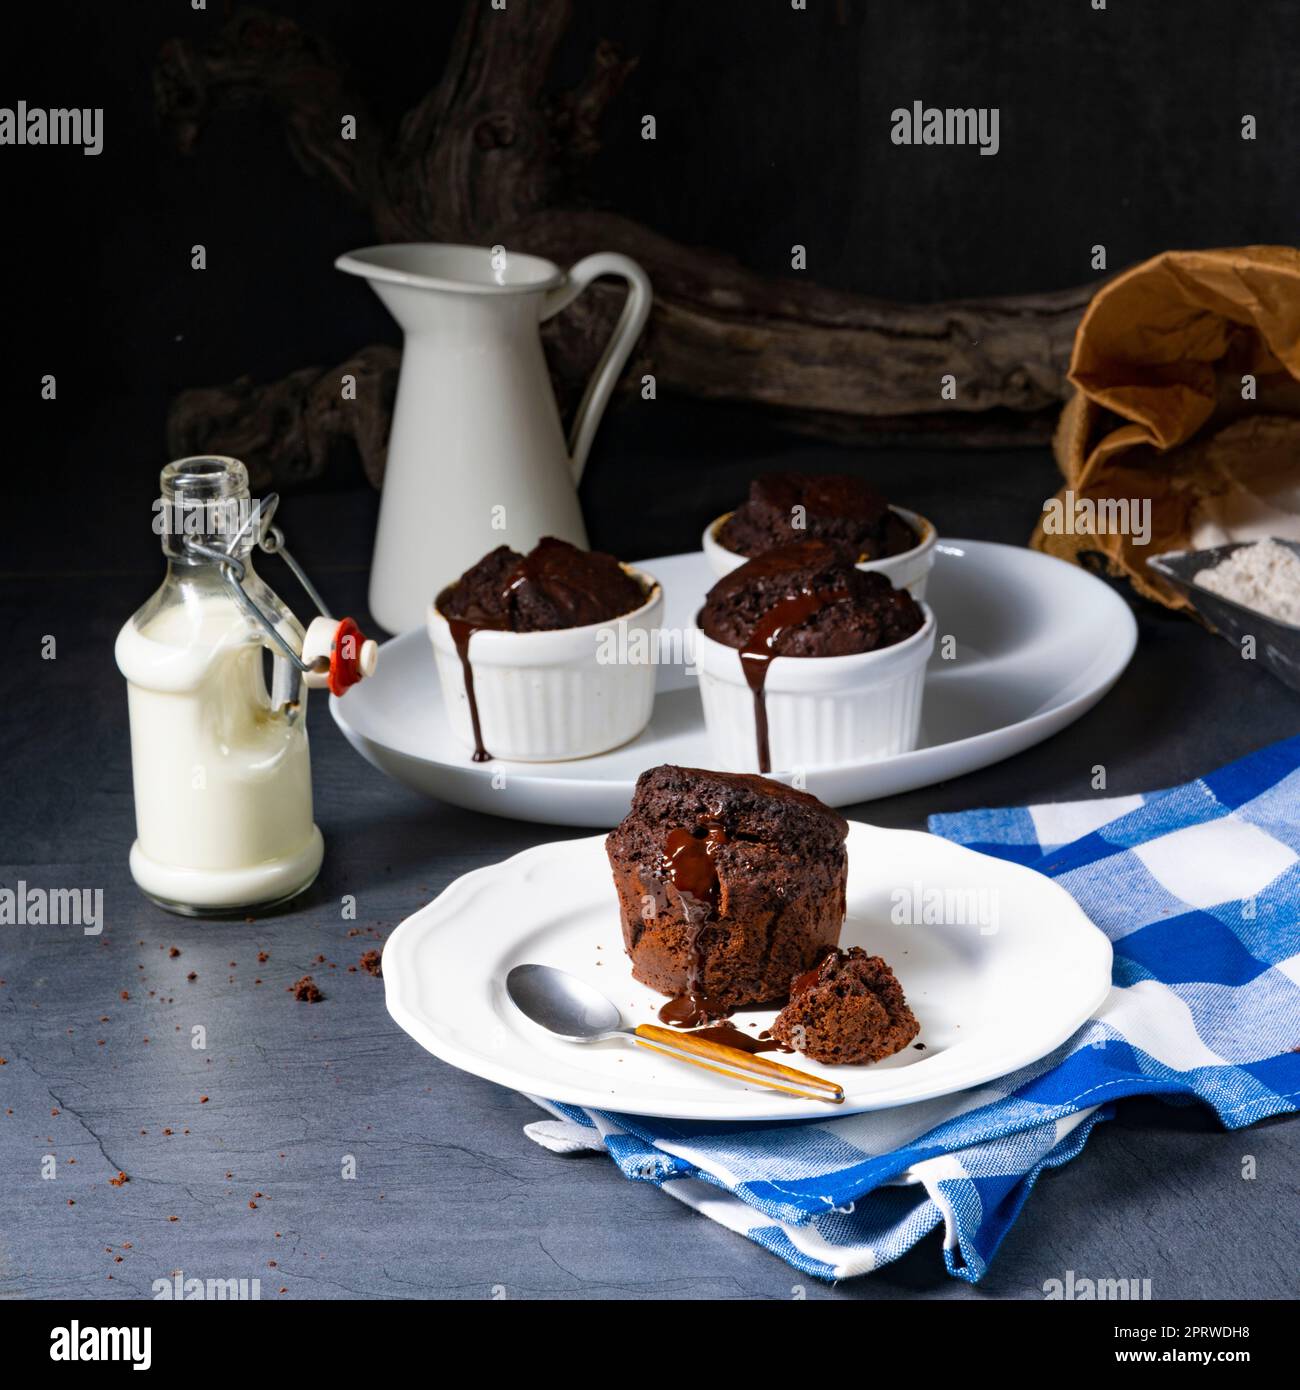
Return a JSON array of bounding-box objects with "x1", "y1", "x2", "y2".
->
[
  {"x1": 691, "y1": 539, "x2": 934, "y2": 774},
  {"x1": 428, "y1": 537, "x2": 662, "y2": 762},
  {"x1": 702, "y1": 472, "x2": 936, "y2": 598}
]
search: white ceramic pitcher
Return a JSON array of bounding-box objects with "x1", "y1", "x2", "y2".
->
[{"x1": 336, "y1": 242, "x2": 651, "y2": 633}]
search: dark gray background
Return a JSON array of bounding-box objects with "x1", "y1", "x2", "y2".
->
[
  {"x1": 4, "y1": 0, "x2": 1300, "y2": 480},
  {"x1": 2, "y1": 0, "x2": 1299, "y2": 1301}
]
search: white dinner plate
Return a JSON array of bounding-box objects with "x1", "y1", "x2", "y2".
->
[
  {"x1": 334, "y1": 541, "x2": 1137, "y2": 826},
  {"x1": 382, "y1": 822, "x2": 1113, "y2": 1121}
]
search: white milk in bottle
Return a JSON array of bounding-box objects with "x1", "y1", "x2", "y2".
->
[{"x1": 116, "y1": 457, "x2": 323, "y2": 913}]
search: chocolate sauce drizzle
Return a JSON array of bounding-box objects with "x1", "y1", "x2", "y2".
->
[
  {"x1": 787, "y1": 961, "x2": 825, "y2": 998},
  {"x1": 439, "y1": 556, "x2": 540, "y2": 764},
  {"x1": 661, "y1": 824, "x2": 727, "y2": 904},
  {"x1": 446, "y1": 617, "x2": 494, "y2": 763},
  {"x1": 649, "y1": 823, "x2": 800, "y2": 1051},
  {"x1": 738, "y1": 586, "x2": 849, "y2": 773},
  {"x1": 656, "y1": 823, "x2": 731, "y2": 1025}
]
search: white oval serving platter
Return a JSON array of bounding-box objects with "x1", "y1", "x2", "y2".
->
[{"x1": 333, "y1": 541, "x2": 1137, "y2": 826}]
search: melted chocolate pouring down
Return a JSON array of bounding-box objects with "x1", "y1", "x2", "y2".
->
[
  {"x1": 657, "y1": 991, "x2": 729, "y2": 1028},
  {"x1": 446, "y1": 617, "x2": 495, "y2": 762},
  {"x1": 440, "y1": 556, "x2": 551, "y2": 764},
  {"x1": 657, "y1": 823, "x2": 731, "y2": 1024},
  {"x1": 738, "y1": 586, "x2": 850, "y2": 773}
]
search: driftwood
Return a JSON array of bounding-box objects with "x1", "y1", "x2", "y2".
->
[
  {"x1": 157, "y1": 1, "x2": 1094, "y2": 489},
  {"x1": 164, "y1": 346, "x2": 399, "y2": 490}
]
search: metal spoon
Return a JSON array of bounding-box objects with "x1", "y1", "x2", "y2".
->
[{"x1": 505, "y1": 963, "x2": 843, "y2": 1103}]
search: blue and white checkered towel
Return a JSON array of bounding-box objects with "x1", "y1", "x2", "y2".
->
[{"x1": 525, "y1": 734, "x2": 1300, "y2": 1281}]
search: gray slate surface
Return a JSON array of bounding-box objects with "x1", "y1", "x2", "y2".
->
[{"x1": 3, "y1": 443, "x2": 1299, "y2": 1300}]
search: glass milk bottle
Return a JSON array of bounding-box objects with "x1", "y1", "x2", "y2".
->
[{"x1": 115, "y1": 456, "x2": 375, "y2": 915}]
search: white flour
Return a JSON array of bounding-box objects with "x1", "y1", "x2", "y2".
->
[{"x1": 1193, "y1": 538, "x2": 1300, "y2": 626}]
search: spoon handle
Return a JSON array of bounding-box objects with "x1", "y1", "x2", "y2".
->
[
  {"x1": 633, "y1": 1023, "x2": 844, "y2": 1101},
  {"x1": 632, "y1": 1037, "x2": 842, "y2": 1103}
]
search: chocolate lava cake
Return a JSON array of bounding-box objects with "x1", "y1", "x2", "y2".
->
[
  {"x1": 698, "y1": 540, "x2": 925, "y2": 657},
  {"x1": 770, "y1": 947, "x2": 919, "y2": 1064},
  {"x1": 717, "y1": 472, "x2": 918, "y2": 563},
  {"x1": 605, "y1": 764, "x2": 848, "y2": 1019},
  {"x1": 436, "y1": 536, "x2": 645, "y2": 632}
]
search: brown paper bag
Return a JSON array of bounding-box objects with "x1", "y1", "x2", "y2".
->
[{"x1": 1032, "y1": 246, "x2": 1300, "y2": 609}]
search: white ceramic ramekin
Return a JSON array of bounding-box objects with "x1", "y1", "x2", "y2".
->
[
  {"x1": 702, "y1": 506, "x2": 938, "y2": 599},
  {"x1": 428, "y1": 567, "x2": 662, "y2": 762},
  {"x1": 691, "y1": 604, "x2": 935, "y2": 773}
]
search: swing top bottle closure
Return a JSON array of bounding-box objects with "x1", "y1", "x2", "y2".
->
[{"x1": 115, "y1": 457, "x2": 377, "y2": 915}]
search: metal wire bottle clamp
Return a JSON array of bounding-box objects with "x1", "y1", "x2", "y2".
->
[{"x1": 184, "y1": 493, "x2": 378, "y2": 706}]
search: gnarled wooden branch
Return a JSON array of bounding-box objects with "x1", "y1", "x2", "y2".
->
[
  {"x1": 166, "y1": 346, "x2": 398, "y2": 492},
  {"x1": 156, "y1": 1, "x2": 1092, "y2": 486}
]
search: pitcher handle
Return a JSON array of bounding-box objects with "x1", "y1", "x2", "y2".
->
[{"x1": 541, "y1": 253, "x2": 652, "y2": 483}]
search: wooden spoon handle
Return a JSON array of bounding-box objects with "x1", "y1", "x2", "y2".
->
[
  {"x1": 634, "y1": 1022, "x2": 844, "y2": 1099},
  {"x1": 631, "y1": 1038, "x2": 842, "y2": 1103}
]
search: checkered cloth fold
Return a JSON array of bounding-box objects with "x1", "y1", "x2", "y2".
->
[{"x1": 526, "y1": 735, "x2": 1300, "y2": 1281}]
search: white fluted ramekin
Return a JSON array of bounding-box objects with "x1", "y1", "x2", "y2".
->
[
  {"x1": 691, "y1": 604, "x2": 935, "y2": 773},
  {"x1": 428, "y1": 567, "x2": 662, "y2": 762},
  {"x1": 702, "y1": 506, "x2": 938, "y2": 599}
]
